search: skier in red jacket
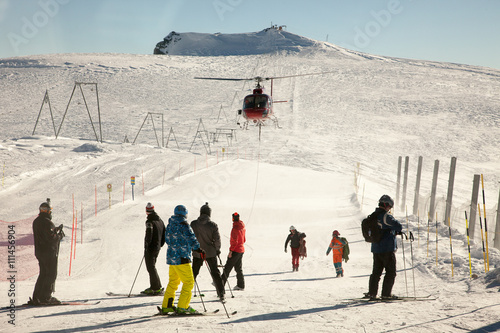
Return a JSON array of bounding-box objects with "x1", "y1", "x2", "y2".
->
[{"x1": 222, "y1": 212, "x2": 246, "y2": 291}]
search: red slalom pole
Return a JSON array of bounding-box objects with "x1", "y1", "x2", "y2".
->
[
  {"x1": 74, "y1": 212, "x2": 77, "y2": 259},
  {"x1": 69, "y1": 194, "x2": 75, "y2": 276}
]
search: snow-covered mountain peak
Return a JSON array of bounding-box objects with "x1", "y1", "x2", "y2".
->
[{"x1": 153, "y1": 26, "x2": 326, "y2": 56}]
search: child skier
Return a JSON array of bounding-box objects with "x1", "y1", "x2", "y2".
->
[
  {"x1": 326, "y1": 230, "x2": 349, "y2": 277},
  {"x1": 160, "y1": 205, "x2": 205, "y2": 315}
]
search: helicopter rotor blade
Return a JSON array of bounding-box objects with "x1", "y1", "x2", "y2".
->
[
  {"x1": 194, "y1": 71, "x2": 337, "y2": 82},
  {"x1": 194, "y1": 77, "x2": 252, "y2": 81},
  {"x1": 264, "y1": 71, "x2": 337, "y2": 80}
]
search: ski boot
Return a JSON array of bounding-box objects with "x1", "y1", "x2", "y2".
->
[
  {"x1": 159, "y1": 297, "x2": 176, "y2": 315},
  {"x1": 176, "y1": 306, "x2": 199, "y2": 315}
]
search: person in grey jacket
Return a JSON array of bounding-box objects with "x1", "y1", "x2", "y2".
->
[{"x1": 190, "y1": 202, "x2": 225, "y2": 301}]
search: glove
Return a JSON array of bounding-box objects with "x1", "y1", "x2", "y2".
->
[
  {"x1": 194, "y1": 248, "x2": 206, "y2": 260},
  {"x1": 56, "y1": 224, "x2": 65, "y2": 238}
]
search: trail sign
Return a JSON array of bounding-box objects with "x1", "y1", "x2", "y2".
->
[{"x1": 131, "y1": 176, "x2": 136, "y2": 200}]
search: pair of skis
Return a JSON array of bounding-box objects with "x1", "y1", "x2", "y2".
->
[
  {"x1": 105, "y1": 291, "x2": 164, "y2": 297},
  {"x1": 154, "y1": 307, "x2": 219, "y2": 317},
  {"x1": 106, "y1": 291, "x2": 237, "y2": 318},
  {"x1": 16, "y1": 300, "x2": 100, "y2": 308},
  {"x1": 342, "y1": 295, "x2": 435, "y2": 304},
  {"x1": 154, "y1": 307, "x2": 238, "y2": 318}
]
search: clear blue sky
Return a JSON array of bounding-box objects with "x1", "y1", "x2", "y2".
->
[{"x1": 1, "y1": 0, "x2": 499, "y2": 69}]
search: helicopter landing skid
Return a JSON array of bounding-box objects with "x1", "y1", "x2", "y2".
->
[
  {"x1": 238, "y1": 121, "x2": 249, "y2": 130},
  {"x1": 271, "y1": 116, "x2": 281, "y2": 129}
]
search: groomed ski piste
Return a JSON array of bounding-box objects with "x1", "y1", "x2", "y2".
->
[{"x1": 1, "y1": 29, "x2": 500, "y2": 332}]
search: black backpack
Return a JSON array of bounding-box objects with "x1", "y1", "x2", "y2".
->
[{"x1": 361, "y1": 212, "x2": 382, "y2": 243}]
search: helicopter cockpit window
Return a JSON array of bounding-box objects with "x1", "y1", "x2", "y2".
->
[
  {"x1": 255, "y1": 96, "x2": 268, "y2": 108},
  {"x1": 244, "y1": 96, "x2": 255, "y2": 108}
]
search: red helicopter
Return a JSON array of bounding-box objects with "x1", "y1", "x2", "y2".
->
[{"x1": 195, "y1": 73, "x2": 332, "y2": 138}]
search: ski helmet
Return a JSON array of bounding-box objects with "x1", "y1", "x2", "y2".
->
[
  {"x1": 174, "y1": 205, "x2": 188, "y2": 217},
  {"x1": 289, "y1": 225, "x2": 296, "y2": 231},
  {"x1": 332, "y1": 230, "x2": 340, "y2": 237},
  {"x1": 39, "y1": 202, "x2": 51, "y2": 213},
  {"x1": 200, "y1": 202, "x2": 211, "y2": 217},
  {"x1": 379, "y1": 194, "x2": 394, "y2": 208},
  {"x1": 232, "y1": 212, "x2": 239, "y2": 221},
  {"x1": 146, "y1": 202, "x2": 155, "y2": 214}
]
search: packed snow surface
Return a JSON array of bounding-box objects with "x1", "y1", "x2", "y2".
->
[{"x1": 0, "y1": 30, "x2": 499, "y2": 332}]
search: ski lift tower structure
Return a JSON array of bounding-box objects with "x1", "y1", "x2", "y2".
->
[
  {"x1": 56, "y1": 82, "x2": 103, "y2": 142},
  {"x1": 133, "y1": 112, "x2": 165, "y2": 147},
  {"x1": 189, "y1": 118, "x2": 211, "y2": 154},
  {"x1": 32, "y1": 89, "x2": 57, "y2": 136},
  {"x1": 166, "y1": 127, "x2": 180, "y2": 149}
]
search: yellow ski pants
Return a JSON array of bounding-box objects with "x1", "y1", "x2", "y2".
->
[{"x1": 162, "y1": 263, "x2": 194, "y2": 309}]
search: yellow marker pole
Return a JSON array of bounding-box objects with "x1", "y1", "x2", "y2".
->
[
  {"x1": 417, "y1": 210, "x2": 420, "y2": 247},
  {"x1": 107, "y1": 184, "x2": 112, "y2": 209},
  {"x1": 427, "y1": 212, "x2": 430, "y2": 258},
  {"x1": 435, "y1": 212, "x2": 439, "y2": 266},
  {"x1": 405, "y1": 206, "x2": 410, "y2": 235},
  {"x1": 448, "y1": 217, "x2": 454, "y2": 277}
]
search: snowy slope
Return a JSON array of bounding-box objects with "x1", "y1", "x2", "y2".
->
[{"x1": 0, "y1": 31, "x2": 500, "y2": 332}]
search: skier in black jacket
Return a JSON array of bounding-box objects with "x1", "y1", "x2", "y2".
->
[
  {"x1": 30, "y1": 201, "x2": 65, "y2": 305},
  {"x1": 190, "y1": 202, "x2": 225, "y2": 301},
  {"x1": 142, "y1": 202, "x2": 166, "y2": 295}
]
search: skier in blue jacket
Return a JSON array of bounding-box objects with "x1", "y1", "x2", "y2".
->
[
  {"x1": 160, "y1": 205, "x2": 205, "y2": 315},
  {"x1": 365, "y1": 195, "x2": 403, "y2": 300}
]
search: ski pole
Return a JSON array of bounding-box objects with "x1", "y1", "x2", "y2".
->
[
  {"x1": 128, "y1": 255, "x2": 145, "y2": 297},
  {"x1": 477, "y1": 204, "x2": 487, "y2": 273},
  {"x1": 480, "y1": 174, "x2": 490, "y2": 271},
  {"x1": 218, "y1": 254, "x2": 235, "y2": 299},
  {"x1": 465, "y1": 211, "x2": 472, "y2": 278},
  {"x1": 409, "y1": 231, "x2": 416, "y2": 298},
  {"x1": 194, "y1": 280, "x2": 206, "y2": 312},
  {"x1": 400, "y1": 232, "x2": 408, "y2": 297},
  {"x1": 204, "y1": 259, "x2": 230, "y2": 318}
]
